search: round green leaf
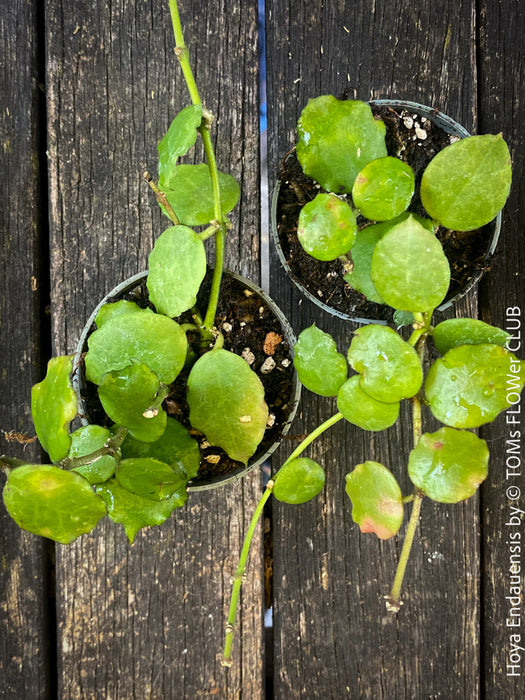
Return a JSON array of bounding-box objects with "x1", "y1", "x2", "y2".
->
[
  {"x1": 371, "y1": 214, "x2": 450, "y2": 312},
  {"x1": 85, "y1": 308, "x2": 187, "y2": 386},
  {"x1": 273, "y1": 458, "x2": 325, "y2": 504},
  {"x1": 345, "y1": 461, "x2": 403, "y2": 540},
  {"x1": 147, "y1": 225, "x2": 207, "y2": 317},
  {"x1": 96, "y1": 477, "x2": 187, "y2": 543},
  {"x1": 294, "y1": 324, "x2": 347, "y2": 396},
  {"x1": 121, "y1": 417, "x2": 200, "y2": 480},
  {"x1": 116, "y1": 457, "x2": 187, "y2": 501},
  {"x1": 408, "y1": 427, "x2": 489, "y2": 503},
  {"x1": 421, "y1": 134, "x2": 512, "y2": 231},
  {"x1": 187, "y1": 349, "x2": 268, "y2": 464},
  {"x1": 297, "y1": 194, "x2": 357, "y2": 261},
  {"x1": 297, "y1": 96, "x2": 387, "y2": 193},
  {"x1": 344, "y1": 213, "x2": 435, "y2": 304},
  {"x1": 352, "y1": 156, "x2": 415, "y2": 221},
  {"x1": 98, "y1": 361, "x2": 168, "y2": 442},
  {"x1": 3, "y1": 465, "x2": 106, "y2": 544},
  {"x1": 69, "y1": 425, "x2": 116, "y2": 484},
  {"x1": 162, "y1": 164, "x2": 240, "y2": 226},
  {"x1": 337, "y1": 375, "x2": 400, "y2": 431},
  {"x1": 158, "y1": 104, "x2": 203, "y2": 184},
  {"x1": 425, "y1": 344, "x2": 524, "y2": 428},
  {"x1": 433, "y1": 318, "x2": 510, "y2": 355},
  {"x1": 95, "y1": 300, "x2": 146, "y2": 328},
  {"x1": 348, "y1": 325, "x2": 423, "y2": 403},
  {"x1": 31, "y1": 356, "x2": 77, "y2": 463}
]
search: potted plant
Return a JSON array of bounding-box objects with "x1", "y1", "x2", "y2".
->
[
  {"x1": 0, "y1": 0, "x2": 299, "y2": 544},
  {"x1": 221, "y1": 95, "x2": 524, "y2": 665},
  {"x1": 271, "y1": 96, "x2": 504, "y2": 322}
]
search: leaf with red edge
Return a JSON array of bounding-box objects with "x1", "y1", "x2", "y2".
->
[{"x1": 345, "y1": 461, "x2": 404, "y2": 539}]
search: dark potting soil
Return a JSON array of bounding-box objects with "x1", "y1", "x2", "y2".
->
[
  {"x1": 275, "y1": 104, "x2": 494, "y2": 321},
  {"x1": 77, "y1": 270, "x2": 297, "y2": 484}
]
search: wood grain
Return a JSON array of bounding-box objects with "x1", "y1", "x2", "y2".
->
[
  {"x1": 478, "y1": 0, "x2": 525, "y2": 696},
  {"x1": 266, "y1": 1, "x2": 483, "y2": 696},
  {"x1": 0, "y1": 1, "x2": 52, "y2": 697},
  {"x1": 1, "y1": 0, "x2": 522, "y2": 696},
  {"x1": 45, "y1": 1, "x2": 263, "y2": 696}
]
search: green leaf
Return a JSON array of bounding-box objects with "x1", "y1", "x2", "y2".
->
[
  {"x1": 343, "y1": 221, "x2": 387, "y2": 303},
  {"x1": 345, "y1": 461, "x2": 403, "y2": 540},
  {"x1": 95, "y1": 300, "x2": 146, "y2": 328},
  {"x1": 297, "y1": 96, "x2": 387, "y2": 193},
  {"x1": 294, "y1": 324, "x2": 347, "y2": 396},
  {"x1": 96, "y1": 477, "x2": 187, "y2": 543},
  {"x1": 121, "y1": 417, "x2": 200, "y2": 480},
  {"x1": 421, "y1": 134, "x2": 512, "y2": 231},
  {"x1": 297, "y1": 193, "x2": 357, "y2": 261},
  {"x1": 371, "y1": 213, "x2": 450, "y2": 312},
  {"x1": 273, "y1": 458, "x2": 325, "y2": 504},
  {"x1": 98, "y1": 361, "x2": 168, "y2": 442},
  {"x1": 147, "y1": 225, "x2": 207, "y2": 317},
  {"x1": 162, "y1": 164, "x2": 240, "y2": 226},
  {"x1": 85, "y1": 307, "x2": 187, "y2": 386},
  {"x1": 31, "y1": 356, "x2": 77, "y2": 463},
  {"x1": 433, "y1": 318, "x2": 510, "y2": 355},
  {"x1": 3, "y1": 465, "x2": 106, "y2": 544},
  {"x1": 408, "y1": 427, "x2": 489, "y2": 503},
  {"x1": 158, "y1": 104, "x2": 203, "y2": 183},
  {"x1": 337, "y1": 375, "x2": 400, "y2": 431},
  {"x1": 352, "y1": 156, "x2": 415, "y2": 221},
  {"x1": 393, "y1": 310, "x2": 416, "y2": 328},
  {"x1": 187, "y1": 349, "x2": 268, "y2": 464},
  {"x1": 344, "y1": 213, "x2": 435, "y2": 305},
  {"x1": 116, "y1": 457, "x2": 187, "y2": 501},
  {"x1": 425, "y1": 344, "x2": 524, "y2": 428},
  {"x1": 347, "y1": 325, "x2": 423, "y2": 403},
  {"x1": 69, "y1": 425, "x2": 116, "y2": 484}
]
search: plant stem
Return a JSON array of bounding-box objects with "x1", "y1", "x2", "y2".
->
[
  {"x1": 222, "y1": 412, "x2": 344, "y2": 667},
  {"x1": 386, "y1": 489, "x2": 424, "y2": 612},
  {"x1": 387, "y1": 327, "x2": 430, "y2": 611},
  {"x1": 197, "y1": 223, "x2": 220, "y2": 241},
  {"x1": 203, "y1": 227, "x2": 225, "y2": 330},
  {"x1": 0, "y1": 456, "x2": 27, "y2": 473},
  {"x1": 143, "y1": 171, "x2": 180, "y2": 224},
  {"x1": 282, "y1": 412, "x2": 344, "y2": 464},
  {"x1": 168, "y1": 0, "x2": 226, "y2": 331},
  {"x1": 411, "y1": 393, "x2": 422, "y2": 449},
  {"x1": 222, "y1": 481, "x2": 274, "y2": 667},
  {"x1": 338, "y1": 253, "x2": 353, "y2": 275},
  {"x1": 60, "y1": 426, "x2": 128, "y2": 470},
  {"x1": 168, "y1": 0, "x2": 201, "y2": 105}
]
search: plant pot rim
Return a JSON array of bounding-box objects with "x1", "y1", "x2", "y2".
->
[
  {"x1": 72, "y1": 269, "x2": 301, "y2": 492},
  {"x1": 270, "y1": 98, "x2": 502, "y2": 324}
]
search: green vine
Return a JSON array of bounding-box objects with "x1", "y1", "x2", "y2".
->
[
  {"x1": 222, "y1": 412, "x2": 344, "y2": 666},
  {"x1": 168, "y1": 0, "x2": 227, "y2": 332}
]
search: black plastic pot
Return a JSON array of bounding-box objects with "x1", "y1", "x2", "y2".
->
[
  {"x1": 271, "y1": 99, "x2": 502, "y2": 324},
  {"x1": 72, "y1": 269, "x2": 301, "y2": 491}
]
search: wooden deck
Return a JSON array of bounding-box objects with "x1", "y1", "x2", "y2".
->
[{"x1": 1, "y1": 0, "x2": 523, "y2": 697}]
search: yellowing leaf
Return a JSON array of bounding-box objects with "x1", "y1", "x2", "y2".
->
[
  {"x1": 31, "y1": 356, "x2": 77, "y2": 463},
  {"x1": 345, "y1": 461, "x2": 403, "y2": 540},
  {"x1": 3, "y1": 465, "x2": 106, "y2": 544}
]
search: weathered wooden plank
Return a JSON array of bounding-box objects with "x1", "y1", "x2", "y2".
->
[
  {"x1": 45, "y1": 1, "x2": 263, "y2": 696},
  {"x1": 0, "y1": 1, "x2": 52, "y2": 697},
  {"x1": 477, "y1": 0, "x2": 525, "y2": 695},
  {"x1": 266, "y1": 1, "x2": 482, "y2": 696}
]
